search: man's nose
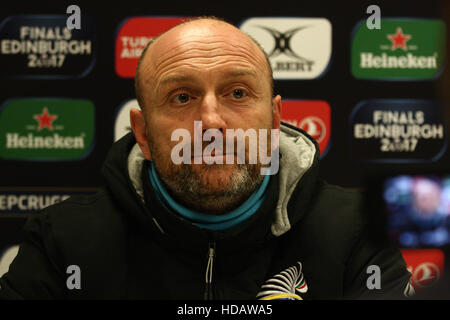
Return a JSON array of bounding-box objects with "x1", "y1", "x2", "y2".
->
[{"x1": 198, "y1": 93, "x2": 227, "y2": 133}]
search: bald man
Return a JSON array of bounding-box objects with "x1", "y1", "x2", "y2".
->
[{"x1": 0, "y1": 17, "x2": 412, "y2": 300}]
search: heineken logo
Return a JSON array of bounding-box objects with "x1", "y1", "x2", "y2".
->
[
  {"x1": 351, "y1": 19, "x2": 446, "y2": 80},
  {"x1": 33, "y1": 107, "x2": 58, "y2": 131},
  {"x1": 114, "y1": 99, "x2": 137, "y2": 142},
  {"x1": 348, "y1": 99, "x2": 447, "y2": 163},
  {"x1": 387, "y1": 27, "x2": 411, "y2": 51},
  {"x1": 0, "y1": 15, "x2": 96, "y2": 78},
  {"x1": 0, "y1": 98, "x2": 95, "y2": 160}
]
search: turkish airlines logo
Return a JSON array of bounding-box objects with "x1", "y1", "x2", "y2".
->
[
  {"x1": 115, "y1": 17, "x2": 188, "y2": 78},
  {"x1": 299, "y1": 117, "x2": 326, "y2": 143},
  {"x1": 401, "y1": 249, "x2": 445, "y2": 290},
  {"x1": 239, "y1": 18, "x2": 332, "y2": 79},
  {"x1": 413, "y1": 262, "x2": 441, "y2": 288},
  {"x1": 281, "y1": 100, "x2": 331, "y2": 157}
]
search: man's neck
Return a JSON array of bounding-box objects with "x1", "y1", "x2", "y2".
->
[{"x1": 147, "y1": 161, "x2": 271, "y2": 230}]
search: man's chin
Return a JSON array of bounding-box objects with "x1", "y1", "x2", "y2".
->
[
  {"x1": 154, "y1": 159, "x2": 263, "y2": 213},
  {"x1": 190, "y1": 163, "x2": 243, "y2": 193}
]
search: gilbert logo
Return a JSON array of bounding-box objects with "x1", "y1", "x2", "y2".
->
[
  {"x1": 0, "y1": 15, "x2": 96, "y2": 78},
  {"x1": 239, "y1": 17, "x2": 332, "y2": 79},
  {"x1": 115, "y1": 17, "x2": 188, "y2": 78},
  {"x1": 351, "y1": 19, "x2": 446, "y2": 80},
  {"x1": 281, "y1": 100, "x2": 331, "y2": 157},
  {"x1": 0, "y1": 98, "x2": 95, "y2": 160}
]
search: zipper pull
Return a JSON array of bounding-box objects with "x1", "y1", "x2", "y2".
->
[{"x1": 204, "y1": 242, "x2": 216, "y2": 300}]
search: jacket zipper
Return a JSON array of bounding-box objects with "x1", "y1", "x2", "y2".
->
[{"x1": 204, "y1": 241, "x2": 216, "y2": 300}]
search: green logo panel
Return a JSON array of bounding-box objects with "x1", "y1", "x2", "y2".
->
[
  {"x1": 0, "y1": 98, "x2": 95, "y2": 160},
  {"x1": 351, "y1": 19, "x2": 446, "y2": 80}
]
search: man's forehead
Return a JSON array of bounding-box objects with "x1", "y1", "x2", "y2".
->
[
  {"x1": 144, "y1": 19, "x2": 267, "y2": 72},
  {"x1": 134, "y1": 18, "x2": 273, "y2": 104},
  {"x1": 154, "y1": 19, "x2": 254, "y2": 49}
]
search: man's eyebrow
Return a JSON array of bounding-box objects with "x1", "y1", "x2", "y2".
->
[
  {"x1": 157, "y1": 69, "x2": 258, "y2": 89},
  {"x1": 222, "y1": 69, "x2": 258, "y2": 79},
  {"x1": 159, "y1": 74, "x2": 193, "y2": 86}
]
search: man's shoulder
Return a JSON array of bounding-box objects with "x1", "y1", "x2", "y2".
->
[
  {"x1": 314, "y1": 181, "x2": 366, "y2": 236},
  {"x1": 41, "y1": 188, "x2": 121, "y2": 221},
  {"x1": 13, "y1": 189, "x2": 132, "y2": 295},
  {"x1": 25, "y1": 188, "x2": 128, "y2": 251},
  {"x1": 293, "y1": 180, "x2": 368, "y2": 255},
  {"x1": 312, "y1": 180, "x2": 364, "y2": 214}
]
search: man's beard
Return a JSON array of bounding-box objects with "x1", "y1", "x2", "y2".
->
[{"x1": 147, "y1": 135, "x2": 265, "y2": 215}]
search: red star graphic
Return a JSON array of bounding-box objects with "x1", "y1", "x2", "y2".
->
[
  {"x1": 33, "y1": 107, "x2": 58, "y2": 131},
  {"x1": 387, "y1": 27, "x2": 412, "y2": 51}
]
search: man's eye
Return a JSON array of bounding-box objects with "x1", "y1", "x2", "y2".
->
[
  {"x1": 173, "y1": 93, "x2": 190, "y2": 104},
  {"x1": 231, "y1": 89, "x2": 247, "y2": 99}
]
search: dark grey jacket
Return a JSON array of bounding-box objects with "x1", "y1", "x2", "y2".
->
[{"x1": 0, "y1": 124, "x2": 412, "y2": 299}]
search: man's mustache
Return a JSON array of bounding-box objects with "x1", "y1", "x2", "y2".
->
[{"x1": 169, "y1": 122, "x2": 280, "y2": 175}]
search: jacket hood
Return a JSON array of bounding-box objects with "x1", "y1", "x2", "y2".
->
[
  {"x1": 272, "y1": 123, "x2": 319, "y2": 235},
  {"x1": 101, "y1": 122, "x2": 320, "y2": 238}
]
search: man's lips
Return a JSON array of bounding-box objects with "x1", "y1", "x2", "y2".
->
[
  {"x1": 191, "y1": 151, "x2": 238, "y2": 162},
  {"x1": 192, "y1": 152, "x2": 236, "y2": 158},
  {"x1": 210, "y1": 150, "x2": 235, "y2": 157}
]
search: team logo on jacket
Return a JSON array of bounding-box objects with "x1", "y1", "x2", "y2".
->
[
  {"x1": 0, "y1": 15, "x2": 96, "y2": 78},
  {"x1": 351, "y1": 19, "x2": 446, "y2": 80},
  {"x1": 349, "y1": 99, "x2": 447, "y2": 162},
  {"x1": 0, "y1": 98, "x2": 95, "y2": 160},
  {"x1": 281, "y1": 100, "x2": 331, "y2": 157},
  {"x1": 256, "y1": 262, "x2": 308, "y2": 300},
  {"x1": 115, "y1": 17, "x2": 189, "y2": 78},
  {"x1": 239, "y1": 18, "x2": 332, "y2": 79}
]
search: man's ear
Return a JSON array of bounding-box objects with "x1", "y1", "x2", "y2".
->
[
  {"x1": 272, "y1": 95, "x2": 282, "y2": 130},
  {"x1": 130, "y1": 108, "x2": 152, "y2": 160}
]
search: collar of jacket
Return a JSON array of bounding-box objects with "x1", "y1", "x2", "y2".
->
[
  {"x1": 147, "y1": 160, "x2": 271, "y2": 231},
  {"x1": 101, "y1": 123, "x2": 320, "y2": 251},
  {"x1": 141, "y1": 155, "x2": 280, "y2": 252}
]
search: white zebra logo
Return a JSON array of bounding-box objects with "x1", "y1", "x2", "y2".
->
[{"x1": 257, "y1": 262, "x2": 308, "y2": 300}]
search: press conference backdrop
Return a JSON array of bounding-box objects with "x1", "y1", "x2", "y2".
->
[{"x1": 0, "y1": 0, "x2": 449, "y2": 295}]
